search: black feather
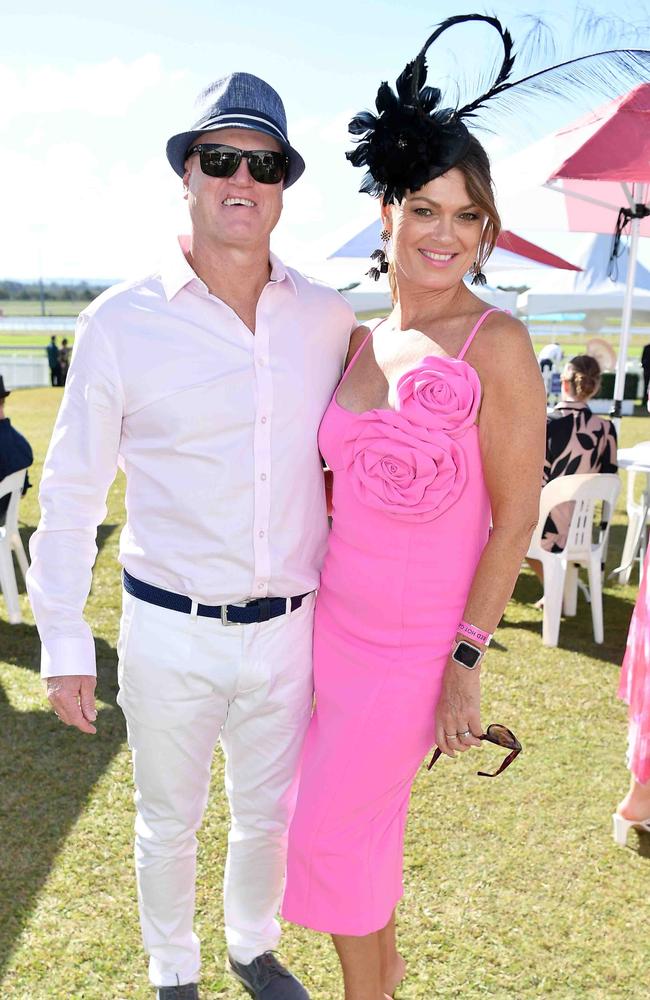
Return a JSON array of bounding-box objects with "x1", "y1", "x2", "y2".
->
[{"x1": 346, "y1": 11, "x2": 650, "y2": 206}]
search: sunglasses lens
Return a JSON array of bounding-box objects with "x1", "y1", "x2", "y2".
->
[
  {"x1": 248, "y1": 151, "x2": 287, "y2": 184},
  {"x1": 486, "y1": 724, "x2": 520, "y2": 750},
  {"x1": 200, "y1": 146, "x2": 240, "y2": 177}
]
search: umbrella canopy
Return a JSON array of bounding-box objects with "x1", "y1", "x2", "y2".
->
[
  {"x1": 494, "y1": 84, "x2": 650, "y2": 236},
  {"x1": 494, "y1": 82, "x2": 650, "y2": 422},
  {"x1": 329, "y1": 220, "x2": 581, "y2": 272},
  {"x1": 522, "y1": 234, "x2": 650, "y2": 315},
  {"x1": 551, "y1": 84, "x2": 650, "y2": 419}
]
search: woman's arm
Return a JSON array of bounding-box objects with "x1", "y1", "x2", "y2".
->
[{"x1": 435, "y1": 315, "x2": 547, "y2": 758}]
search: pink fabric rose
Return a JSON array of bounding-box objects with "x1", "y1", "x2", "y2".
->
[
  {"x1": 397, "y1": 355, "x2": 481, "y2": 436},
  {"x1": 343, "y1": 410, "x2": 467, "y2": 522}
]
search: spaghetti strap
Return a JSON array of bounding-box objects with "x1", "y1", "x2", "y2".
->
[
  {"x1": 457, "y1": 307, "x2": 502, "y2": 360},
  {"x1": 338, "y1": 317, "x2": 387, "y2": 386}
]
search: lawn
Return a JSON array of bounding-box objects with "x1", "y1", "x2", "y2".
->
[
  {"x1": 1, "y1": 389, "x2": 648, "y2": 999},
  {"x1": 0, "y1": 301, "x2": 89, "y2": 317}
]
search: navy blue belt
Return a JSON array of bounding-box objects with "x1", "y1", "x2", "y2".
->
[{"x1": 123, "y1": 570, "x2": 311, "y2": 626}]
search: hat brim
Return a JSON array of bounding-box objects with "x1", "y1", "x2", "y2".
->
[{"x1": 166, "y1": 122, "x2": 305, "y2": 188}]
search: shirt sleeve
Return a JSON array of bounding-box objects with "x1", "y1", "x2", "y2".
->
[{"x1": 26, "y1": 310, "x2": 123, "y2": 678}]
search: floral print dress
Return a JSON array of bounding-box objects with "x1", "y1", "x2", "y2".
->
[{"x1": 542, "y1": 401, "x2": 618, "y2": 552}]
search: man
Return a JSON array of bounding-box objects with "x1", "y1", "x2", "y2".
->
[
  {"x1": 46, "y1": 335, "x2": 61, "y2": 386},
  {"x1": 538, "y1": 341, "x2": 563, "y2": 373},
  {"x1": 0, "y1": 374, "x2": 33, "y2": 522},
  {"x1": 641, "y1": 341, "x2": 650, "y2": 404},
  {"x1": 26, "y1": 74, "x2": 356, "y2": 1000},
  {"x1": 538, "y1": 341, "x2": 563, "y2": 399}
]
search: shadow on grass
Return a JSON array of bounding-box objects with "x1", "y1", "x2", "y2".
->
[
  {"x1": 13, "y1": 523, "x2": 119, "y2": 594},
  {"x1": 504, "y1": 569, "x2": 634, "y2": 666},
  {"x1": 635, "y1": 831, "x2": 650, "y2": 859},
  {"x1": 0, "y1": 619, "x2": 125, "y2": 980}
]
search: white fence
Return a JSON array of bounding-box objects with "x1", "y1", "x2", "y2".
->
[{"x1": 0, "y1": 355, "x2": 50, "y2": 389}]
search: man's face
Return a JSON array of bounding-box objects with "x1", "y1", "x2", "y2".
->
[{"x1": 183, "y1": 128, "x2": 284, "y2": 251}]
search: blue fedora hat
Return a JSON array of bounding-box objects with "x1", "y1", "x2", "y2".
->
[{"x1": 166, "y1": 72, "x2": 305, "y2": 188}]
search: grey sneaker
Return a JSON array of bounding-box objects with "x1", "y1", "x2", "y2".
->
[
  {"x1": 156, "y1": 985, "x2": 199, "y2": 1000},
  {"x1": 227, "y1": 952, "x2": 310, "y2": 999}
]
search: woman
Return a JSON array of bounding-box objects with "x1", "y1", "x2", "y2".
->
[
  {"x1": 527, "y1": 354, "x2": 618, "y2": 591},
  {"x1": 613, "y1": 385, "x2": 650, "y2": 846},
  {"x1": 58, "y1": 337, "x2": 71, "y2": 385},
  {"x1": 282, "y1": 16, "x2": 547, "y2": 1000}
]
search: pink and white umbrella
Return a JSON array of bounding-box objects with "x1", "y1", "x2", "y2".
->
[{"x1": 494, "y1": 82, "x2": 650, "y2": 419}]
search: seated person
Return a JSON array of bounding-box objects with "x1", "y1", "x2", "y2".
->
[
  {"x1": 0, "y1": 375, "x2": 33, "y2": 524},
  {"x1": 528, "y1": 354, "x2": 617, "y2": 587}
]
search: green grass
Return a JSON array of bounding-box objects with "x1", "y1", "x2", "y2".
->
[
  {"x1": 0, "y1": 334, "x2": 75, "y2": 357},
  {"x1": 0, "y1": 301, "x2": 87, "y2": 317},
  {"x1": 1, "y1": 389, "x2": 649, "y2": 999}
]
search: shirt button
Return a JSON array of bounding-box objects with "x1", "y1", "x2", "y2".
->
[
  {"x1": 258, "y1": 530, "x2": 265, "y2": 538},
  {"x1": 258, "y1": 583, "x2": 264, "y2": 590},
  {"x1": 260, "y1": 473, "x2": 267, "y2": 481},
  {"x1": 257, "y1": 357, "x2": 266, "y2": 366},
  {"x1": 260, "y1": 416, "x2": 267, "y2": 424}
]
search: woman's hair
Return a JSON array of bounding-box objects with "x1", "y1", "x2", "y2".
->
[
  {"x1": 387, "y1": 134, "x2": 501, "y2": 303},
  {"x1": 562, "y1": 354, "x2": 602, "y2": 401}
]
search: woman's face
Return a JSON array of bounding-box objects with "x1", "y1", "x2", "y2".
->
[{"x1": 382, "y1": 168, "x2": 485, "y2": 293}]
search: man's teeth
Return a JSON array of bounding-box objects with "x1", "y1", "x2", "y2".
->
[
  {"x1": 223, "y1": 198, "x2": 256, "y2": 207},
  {"x1": 421, "y1": 250, "x2": 455, "y2": 261}
]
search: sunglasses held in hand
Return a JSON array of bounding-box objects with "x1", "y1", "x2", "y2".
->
[
  {"x1": 188, "y1": 143, "x2": 289, "y2": 184},
  {"x1": 428, "y1": 723, "x2": 522, "y2": 777}
]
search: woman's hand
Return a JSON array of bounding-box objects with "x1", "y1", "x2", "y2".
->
[{"x1": 435, "y1": 658, "x2": 483, "y2": 757}]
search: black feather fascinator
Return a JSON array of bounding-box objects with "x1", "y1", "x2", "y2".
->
[{"x1": 347, "y1": 12, "x2": 650, "y2": 204}]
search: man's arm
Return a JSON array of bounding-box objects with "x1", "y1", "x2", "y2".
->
[{"x1": 26, "y1": 310, "x2": 123, "y2": 733}]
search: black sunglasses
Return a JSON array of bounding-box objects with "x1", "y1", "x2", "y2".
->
[
  {"x1": 187, "y1": 143, "x2": 289, "y2": 185},
  {"x1": 427, "y1": 723, "x2": 522, "y2": 778}
]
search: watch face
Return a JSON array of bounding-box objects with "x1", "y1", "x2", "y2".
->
[{"x1": 453, "y1": 641, "x2": 482, "y2": 669}]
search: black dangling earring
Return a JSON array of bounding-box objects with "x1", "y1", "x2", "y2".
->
[
  {"x1": 367, "y1": 228, "x2": 391, "y2": 281},
  {"x1": 470, "y1": 260, "x2": 487, "y2": 286}
]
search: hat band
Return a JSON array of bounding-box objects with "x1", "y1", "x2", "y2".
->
[{"x1": 199, "y1": 110, "x2": 288, "y2": 143}]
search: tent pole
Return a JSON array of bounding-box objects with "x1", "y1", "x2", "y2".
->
[{"x1": 610, "y1": 184, "x2": 643, "y2": 432}]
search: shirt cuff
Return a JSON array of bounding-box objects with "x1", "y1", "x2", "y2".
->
[{"x1": 40, "y1": 634, "x2": 97, "y2": 678}]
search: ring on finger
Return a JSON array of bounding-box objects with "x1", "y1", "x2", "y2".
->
[
  {"x1": 444, "y1": 731, "x2": 459, "y2": 739},
  {"x1": 459, "y1": 729, "x2": 472, "y2": 738}
]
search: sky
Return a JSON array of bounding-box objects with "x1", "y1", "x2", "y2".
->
[{"x1": 2, "y1": 0, "x2": 650, "y2": 282}]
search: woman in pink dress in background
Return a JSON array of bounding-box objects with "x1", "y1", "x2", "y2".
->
[
  {"x1": 282, "y1": 16, "x2": 547, "y2": 1000},
  {"x1": 613, "y1": 385, "x2": 650, "y2": 846}
]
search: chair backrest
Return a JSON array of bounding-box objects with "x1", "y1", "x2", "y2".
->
[
  {"x1": 530, "y1": 473, "x2": 621, "y2": 558},
  {"x1": 0, "y1": 469, "x2": 27, "y2": 535}
]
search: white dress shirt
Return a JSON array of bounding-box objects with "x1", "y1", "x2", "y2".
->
[{"x1": 27, "y1": 236, "x2": 356, "y2": 678}]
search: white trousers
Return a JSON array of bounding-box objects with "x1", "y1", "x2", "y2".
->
[{"x1": 116, "y1": 589, "x2": 315, "y2": 989}]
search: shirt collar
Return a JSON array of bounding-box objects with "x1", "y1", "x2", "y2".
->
[
  {"x1": 553, "y1": 401, "x2": 590, "y2": 413},
  {"x1": 160, "y1": 236, "x2": 297, "y2": 301}
]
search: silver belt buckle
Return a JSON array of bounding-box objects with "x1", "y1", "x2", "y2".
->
[{"x1": 221, "y1": 604, "x2": 235, "y2": 626}]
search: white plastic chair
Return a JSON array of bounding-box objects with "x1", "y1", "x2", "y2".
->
[
  {"x1": 527, "y1": 473, "x2": 621, "y2": 647},
  {"x1": 616, "y1": 468, "x2": 650, "y2": 584},
  {"x1": 0, "y1": 469, "x2": 30, "y2": 624}
]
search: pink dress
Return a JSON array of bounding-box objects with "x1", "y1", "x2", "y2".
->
[
  {"x1": 282, "y1": 309, "x2": 495, "y2": 936},
  {"x1": 618, "y1": 547, "x2": 650, "y2": 785}
]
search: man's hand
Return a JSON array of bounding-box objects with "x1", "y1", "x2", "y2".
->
[{"x1": 46, "y1": 675, "x2": 97, "y2": 734}]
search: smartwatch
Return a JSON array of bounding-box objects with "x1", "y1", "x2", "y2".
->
[{"x1": 451, "y1": 639, "x2": 484, "y2": 670}]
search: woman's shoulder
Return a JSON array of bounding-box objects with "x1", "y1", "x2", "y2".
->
[
  {"x1": 344, "y1": 321, "x2": 375, "y2": 368},
  {"x1": 469, "y1": 309, "x2": 539, "y2": 380},
  {"x1": 477, "y1": 308, "x2": 530, "y2": 344}
]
